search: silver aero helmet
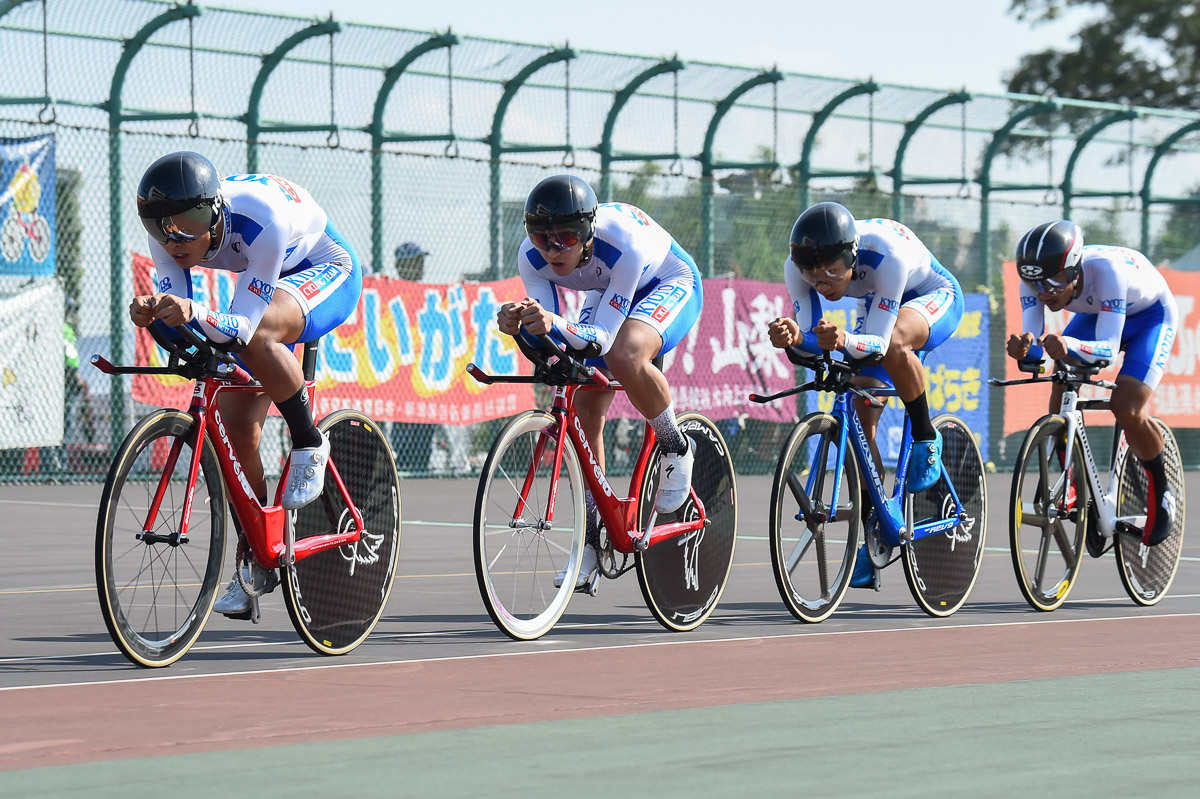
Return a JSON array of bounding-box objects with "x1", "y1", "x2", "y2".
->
[
  {"x1": 136, "y1": 151, "x2": 225, "y2": 259},
  {"x1": 1015, "y1": 220, "x2": 1084, "y2": 294}
]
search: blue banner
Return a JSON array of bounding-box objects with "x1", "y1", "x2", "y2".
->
[
  {"x1": 803, "y1": 292, "x2": 990, "y2": 467},
  {"x1": 0, "y1": 134, "x2": 56, "y2": 276}
]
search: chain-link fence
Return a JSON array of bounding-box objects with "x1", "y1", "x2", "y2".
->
[{"x1": 3, "y1": 0, "x2": 1200, "y2": 483}]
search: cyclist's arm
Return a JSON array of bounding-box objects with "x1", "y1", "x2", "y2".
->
[
  {"x1": 841, "y1": 260, "x2": 903, "y2": 359},
  {"x1": 192, "y1": 224, "x2": 287, "y2": 344},
  {"x1": 1061, "y1": 268, "x2": 1125, "y2": 363},
  {"x1": 1019, "y1": 282, "x2": 1048, "y2": 360},
  {"x1": 784, "y1": 260, "x2": 825, "y2": 356}
]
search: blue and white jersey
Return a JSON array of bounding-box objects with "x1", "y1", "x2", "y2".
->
[
  {"x1": 785, "y1": 218, "x2": 959, "y2": 358},
  {"x1": 148, "y1": 173, "x2": 351, "y2": 344},
  {"x1": 1020, "y1": 244, "x2": 1174, "y2": 364},
  {"x1": 516, "y1": 202, "x2": 687, "y2": 354}
]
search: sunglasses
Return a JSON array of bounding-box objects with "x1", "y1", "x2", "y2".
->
[
  {"x1": 139, "y1": 204, "x2": 215, "y2": 246},
  {"x1": 528, "y1": 227, "x2": 583, "y2": 252}
]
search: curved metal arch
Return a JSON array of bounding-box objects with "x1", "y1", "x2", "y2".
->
[
  {"x1": 596, "y1": 58, "x2": 685, "y2": 201},
  {"x1": 889, "y1": 91, "x2": 972, "y2": 220},
  {"x1": 1061, "y1": 108, "x2": 1139, "y2": 219},
  {"x1": 487, "y1": 47, "x2": 575, "y2": 279},
  {"x1": 797, "y1": 81, "x2": 878, "y2": 209},
  {"x1": 698, "y1": 69, "x2": 783, "y2": 276},
  {"x1": 978, "y1": 99, "x2": 1058, "y2": 283},
  {"x1": 244, "y1": 18, "x2": 341, "y2": 172},
  {"x1": 369, "y1": 32, "x2": 459, "y2": 271},
  {"x1": 0, "y1": 0, "x2": 37, "y2": 21},
  {"x1": 105, "y1": 1, "x2": 202, "y2": 450},
  {"x1": 1140, "y1": 119, "x2": 1200, "y2": 253}
]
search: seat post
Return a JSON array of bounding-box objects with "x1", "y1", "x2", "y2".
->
[{"x1": 301, "y1": 339, "x2": 320, "y2": 382}]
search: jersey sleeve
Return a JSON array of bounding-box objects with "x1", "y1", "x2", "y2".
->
[
  {"x1": 842, "y1": 258, "x2": 904, "y2": 359},
  {"x1": 1062, "y1": 267, "x2": 1125, "y2": 363},
  {"x1": 1018, "y1": 282, "x2": 1047, "y2": 360},
  {"x1": 784, "y1": 259, "x2": 825, "y2": 355},
  {"x1": 190, "y1": 223, "x2": 286, "y2": 344}
]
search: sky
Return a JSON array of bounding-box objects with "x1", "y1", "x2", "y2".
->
[{"x1": 229, "y1": 0, "x2": 1099, "y2": 96}]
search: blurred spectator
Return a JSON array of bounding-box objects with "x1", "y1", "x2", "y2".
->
[{"x1": 389, "y1": 241, "x2": 428, "y2": 281}]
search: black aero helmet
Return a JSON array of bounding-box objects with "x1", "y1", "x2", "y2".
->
[
  {"x1": 1015, "y1": 220, "x2": 1083, "y2": 286},
  {"x1": 790, "y1": 202, "x2": 859, "y2": 272},
  {"x1": 136, "y1": 151, "x2": 224, "y2": 252},
  {"x1": 524, "y1": 174, "x2": 598, "y2": 249}
]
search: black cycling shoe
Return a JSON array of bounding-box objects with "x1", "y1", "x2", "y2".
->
[
  {"x1": 1085, "y1": 506, "x2": 1108, "y2": 559},
  {"x1": 1145, "y1": 490, "x2": 1177, "y2": 547}
]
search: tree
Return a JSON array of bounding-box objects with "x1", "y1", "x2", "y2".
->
[{"x1": 1006, "y1": 1, "x2": 1200, "y2": 110}]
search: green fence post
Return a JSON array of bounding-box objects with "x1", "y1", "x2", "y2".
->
[
  {"x1": 1141, "y1": 120, "x2": 1200, "y2": 255},
  {"x1": 596, "y1": 58, "x2": 685, "y2": 201},
  {"x1": 890, "y1": 91, "x2": 971, "y2": 221}
]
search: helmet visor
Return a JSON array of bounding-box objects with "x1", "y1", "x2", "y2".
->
[
  {"x1": 791, "y1": 242, "x2": 853, "y2": 279},
  {"x1": 138, "y1": 203, "x2": 215, "y2": 246},
  {"x1": 1024, "y1": 263, "x2": 1080, "y2": 296},
  {"x1": 526, "y1": 223, "x2": 586, "y2": 252}
]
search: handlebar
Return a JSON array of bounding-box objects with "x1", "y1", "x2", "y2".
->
[
  {"x1": 91, "y1": 322, "x2": 253, "y2": 385},
  {"x1": 466, "y1": 332, "x2": 611, "y2": 388},
  {"x1": 988, "y1": 358, "x2": 1116, "y2": 392},
  {"x1": 750, "y1": 348, "x2": 886, "y2": 408}
]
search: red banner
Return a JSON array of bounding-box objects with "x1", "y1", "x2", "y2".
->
[{"x1": 1001, "y1": 261, "x2": 1200, "y2": 435}]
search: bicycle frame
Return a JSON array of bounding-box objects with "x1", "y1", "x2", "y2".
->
[
  {"x1": 92, "y1": 348, "x2": 363, "y2": 571},
  {"x1": 822, "y1": 389, "x2": 968, "y2": 549},
  {"x1": 520, "y1": 382, "x2": 708, "y2": 555}
]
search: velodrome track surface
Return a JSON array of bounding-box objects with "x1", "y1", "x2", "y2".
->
[{"x1": 3, "y1": 473, "x2": 1200, "y2": 795}]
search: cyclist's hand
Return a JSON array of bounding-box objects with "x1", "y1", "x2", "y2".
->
[
  {"x1": 1041, "y1": 333, "x2": 1068, "y2": 361},
  {"x1": 768, "y1": 317, "x2": 800, "y2": 348},
  {"x1": 516, "y1": 299, "x2": 553, "y2": 336},
  {"x1": 814, "y1": 318, "x2": 845, "y2": 351},
  {"x1": 149, "y1": 293, "x2": 194, "y2": 327},
  {"x1": 1006, "y1": 332, "x2": 1034, "y2": 360},
  {"x1": 129, "y1": 295, "x2": 156, "y2": 328},
  {"x1": 497, "y1": 301, "x2": 524, "y2": 336}
]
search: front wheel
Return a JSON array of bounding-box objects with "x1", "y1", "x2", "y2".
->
[
  {"x1": 1113, "y1": 418, "x2": 1185, "y2": 606},
  {"x1": 1009, "y1": 415, "x2": 1089, "y2": 611},
  {"x1": 96, "y1": 410, "x2": 226, "y2": 668},
  {"x1": 903, "y1": 414, "x2": 987, "y2": 618},
  {"x1": 635, "y1": 413, "x2": 738, "y2": 632},
  {"x1": 474, "y1": 411, "x2": 587, "y2": 640},
  {"x1": 767, "y1": 413, "x2": 859, "y2": 624},
  {"x1": 282, "y1": 410, "x2": 402, "y2": 655}
]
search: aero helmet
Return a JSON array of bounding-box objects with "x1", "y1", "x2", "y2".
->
[
  {"x1": 136, "y1": 151, "x2": 224, "y2": 256},
  {"x1": 524, "y1": 174, "x2": 598, "y2": 251},
  {"x1": 1015, "y1": 220, "x2": 1083, "y2": 289},
  {"x1": 789, "y1": 202, "x2": 859, "y2": 272}
]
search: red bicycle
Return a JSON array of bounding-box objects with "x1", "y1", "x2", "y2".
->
[
  {"x1": 468, "y1": 335, "x2": 738, "y2": 640},
  {"x1": 92, "y1": 324, "x2": 401, "y2": 667}
]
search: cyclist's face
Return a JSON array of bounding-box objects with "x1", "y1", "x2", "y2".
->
[
  {"x1": 530, "y1": 229, "x2": 586, "y2": 275},
  {"x1": 1033, "y1": 277, "x2": 1078, "y2": 312},
  {"x1": 802, "y1": 255, "x2": 854, "y2": 300},
  {"x1": 158, "y1": 214, "x2": 211, "y2": 268}
]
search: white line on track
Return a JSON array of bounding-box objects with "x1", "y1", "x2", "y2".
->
[{"x1": 3, "y1": 607, "x2": 1199, "y2": 693}]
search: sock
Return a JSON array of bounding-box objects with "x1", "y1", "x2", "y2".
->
[
  {"x1": 905, "y1": 392, "x2": 936, "y2": 442},
  {"x1": 277, "y1": 387, "x2": 322, "y2": 449},
  {"x1": 1139, "y1": 451, "x2": 1168, "y2": 509},
  {"x1": 648, "y1": 405, "x2": 688, "y2": 456}
]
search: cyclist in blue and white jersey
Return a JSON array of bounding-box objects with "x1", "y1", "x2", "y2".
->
[
  {"x1": 496, "y1": 175, "x2": 703, "y2": 590},
  {"x1": 130, "y1": 151, "x2": 362, "y2": 617},
  {"x1": 767, "y1": 202, "x2": 964, "y2": 587},
  {"x1": 1006, "y1": 220, "x2": 1178, "y2": 547}
]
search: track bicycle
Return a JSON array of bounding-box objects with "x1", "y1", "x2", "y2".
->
[
  {"x1": 990, "y1": 359, "x2": 1185, "y2": 610},
  {"x1": 467, "y1": 335, "x2": 738, "y2": 640},
  {"x1": 93, "y1": 323, "x2": 401, "y2": 667},
  {"x1": 751, "y1": 351, "x2": 987, "y2": 621}
]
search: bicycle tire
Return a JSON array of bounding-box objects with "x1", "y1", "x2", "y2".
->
[
  {"x1": 766, "y1": 413, "x2": 860, "y2": 623},
  {"x1": 1113, "y1": 418, "x2": 1185, "y2": 606},
  {"x1": 96, "y1": 409, "x2": 226, "y2": 668},
  {"x1": 281, "y1": 410, "x2": 402, "y2": 655},
  {"x1": 474, "y1": 410, "x2": 587, "y2": 640},
  {"x1": 903, "y1": 414, "x2": 987, "y2": 618},
  {"x1": 1008, "y1": 415, "x2": 1089, "y2": 611},
  {"x1": 635, "y1": 413, "x2": 737, "y2": 631}
]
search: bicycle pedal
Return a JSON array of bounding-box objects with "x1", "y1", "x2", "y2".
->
[{"x1": 250, "y1": 594, "x2": 262, "y2": 624}]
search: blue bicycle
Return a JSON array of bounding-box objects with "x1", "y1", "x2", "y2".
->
[{"x1": 752, "y1": 351, "x2": 987, "y2": 621}]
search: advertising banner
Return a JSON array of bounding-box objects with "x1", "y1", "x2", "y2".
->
[
  {"x1": 0, "y1": 281, "x2": 65, "y2": 448},
  {"x1": 0, "y1": 134, "x2": 55, "y2": 277}
]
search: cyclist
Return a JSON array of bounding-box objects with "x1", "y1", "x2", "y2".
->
[
  {"x1": 1006, "y1": 220, "x2": 1178, "y2": 549},
  {"x1": 131, "y1": 151, "x2": 363, "y2": 618},
  {"x1": 767, "y1": 202, "x2": 964, "y2": 588},
  {"x1": 497, "y1": 174, "x2": 703, "y2": 590}
]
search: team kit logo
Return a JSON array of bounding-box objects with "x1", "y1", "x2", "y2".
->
[
  {"x1": 248, "y1": 276, "x2": 274, "y2": 304},
  {"x1": 283, "y1": 264, "x2": 342, "y2": 300},
  {"x1": 635, "y1": 285, "x2": 686, "y2": 323},
  {"x1": 205, "y1": 311, "x2": 239, "y2": 338},
  {"x1": 608, "y1": 293, "x2": 630, "y2": 315},
  {"x1": 1100, "y1": 298, "x2": 1127, "y2": 314}
]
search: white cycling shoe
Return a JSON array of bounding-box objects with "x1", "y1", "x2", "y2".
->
[
  {"x1": 281, "y1": 432, "x2": 330, "y2": 510},
  {"x1": 654, "y1": 437, "x2": 695, "y2": 514},
  {"x1": 213, "y1": 564, "x2": 279, "y2": 618},
  {"x1": 554, "y1": 545, "x2": 599, "y2": 590}
]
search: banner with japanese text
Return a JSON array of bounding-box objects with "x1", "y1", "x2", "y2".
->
[
  {"x1": 1000, "y1": 263, "x2": 1200, "y2": 435},
  {"x1": 0, "y1": 134, "x2": 55, "y2": 277}
]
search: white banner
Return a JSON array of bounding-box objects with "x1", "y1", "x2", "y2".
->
[{"x1": 0, "y1": 281, "x2": 64, "y2": 448}]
